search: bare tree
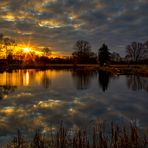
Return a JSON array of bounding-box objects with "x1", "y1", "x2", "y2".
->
[
  {"x1": 0, "y1": 33, "x2": 4, "y2": 54},
  {"x1": 3, "y1": 38, "x2": 16, "y2": 59},
  {"x1": 144, "y1": 40, "x2": 148, "y2": 49},
  {"x1": 72, "y1": 40, "x2": 97, "y2": 64},
  {"x1": 43, "y1": 47, "x2": 51, "y2": 57},
  {"x1": 74, "y1": 40, "x2": 91, "y2": 53},
  {"x1": 143, "y1": 41, "x2": 148, "y2": 59},
  {"x1": 0, "y1": 33, "x2": 3, "y2": 41},
  {"x1": 126, "y1": 41, "x2": 147, "y2": 62},
  {"x1": 0, "y1": 33, "x2": 17, "y2": 59}
]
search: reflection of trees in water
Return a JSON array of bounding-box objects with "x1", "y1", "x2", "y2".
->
[
  {"x1": 98, "y1": 71, "x2": 111, "y2": 92},
  {"x1": 42, "y1": 71, "x2": 51, "y2": 89},
  {"x1": 0, "y1": 85, "x2": 17, "y2": 99},
  {"x1": 127, "y1": 75, "x2": 148, "y2": 92},
  {"x1": 72, "y1": 70, "x2": 97, "y2": 90}
]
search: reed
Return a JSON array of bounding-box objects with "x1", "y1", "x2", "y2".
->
[{"x1": 5, "y1": 122, "x2": 148, "y2": 148}]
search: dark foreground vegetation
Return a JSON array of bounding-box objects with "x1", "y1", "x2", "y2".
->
[{"x1": 4, "y1": 122, "x2": 148, "y2": 148}]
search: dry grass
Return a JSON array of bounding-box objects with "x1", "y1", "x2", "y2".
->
[
  {"x1": 98, "y1": 64, "x2": 148, "y2": 77},
  {"x1": 4, "y1": 121, "x2": 148, "y2": 148}
]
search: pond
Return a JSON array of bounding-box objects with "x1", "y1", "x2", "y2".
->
[{"x1": 0, "y1": 69, "x2": 147, "y2": 143}]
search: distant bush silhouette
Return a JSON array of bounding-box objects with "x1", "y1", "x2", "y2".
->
[{"x1": 110, "y1": 52, "x2": 122, "y2": 63}]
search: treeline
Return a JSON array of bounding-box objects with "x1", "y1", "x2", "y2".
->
[
  {"x1": 0, "y1": 33, "x2": 148, "y2": 66},
  {"x1": 72, "y1": 40, "x2": 148, "y2": 65}
]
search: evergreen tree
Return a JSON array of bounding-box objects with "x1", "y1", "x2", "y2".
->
[{"x1": 98, "y1": 44, "x2": 110, "y2": 66}]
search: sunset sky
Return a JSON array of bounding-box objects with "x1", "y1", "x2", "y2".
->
[{"x1": 0, "y1": 0, "x2": 148, "y2": 56}]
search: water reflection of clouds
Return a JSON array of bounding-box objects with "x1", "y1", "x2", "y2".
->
[
  {"x1": 0, "y1": 70, "x2": 147, "y2": 144},
  {"x1": 34, "y1": 100, "x2": 63, "y2": 109}
]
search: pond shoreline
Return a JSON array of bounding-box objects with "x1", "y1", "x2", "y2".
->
[{"x1": 0, "y1": 64, "x2": 148, "y2": 77}]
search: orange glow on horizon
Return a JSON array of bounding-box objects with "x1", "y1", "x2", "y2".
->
[{"x1": 1, "y1": 41, "x2": 66, "y2": 58}]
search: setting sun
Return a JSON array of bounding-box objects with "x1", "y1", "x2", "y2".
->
[{"x1": 23, "y1": 47, "x2": 30, "y2": 53}]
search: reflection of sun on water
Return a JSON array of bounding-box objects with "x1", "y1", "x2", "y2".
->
[
  {"x1": 24, "y1": 71, "x2": 29, "y2": 86},
  {"x1": 0, "y1": 70, "x2": 61, "y2": 87},
  {"x1": 26, "y1": 71, "x2": 29, "y2": 86}
]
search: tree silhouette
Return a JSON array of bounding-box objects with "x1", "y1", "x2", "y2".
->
[
  {"x1": 0, "y1": 33, "x2": 4, "y2": 57},
  {"x1": 43, "y1": 47, "x2": 51, "y2": 57},
  {"x1": 98, "y1": 44, "x2": 110, "y2": 66},
  {"x1": 126, "y1": 41, "x2": 147, "y2": 63},
  {"x1": 110, "y1": 52, "x2": 121, "y2": 63},
  {"x1": 0, "y1": 33, "x2": 3, "y2": 40},
  {"x1": 72, "y1": 40, "x2": 97, "y2": 64},
  {"x1": 144, "y1": 41, "x2": 148, "y2": 49},
  {"x1": 0, "y1": 33, "x2": 17, "y2": 60},
  {"x1": 4, "y1": 38, "x2": 16, "y2": 59},
  {"x1": 143, "y1": 40, "x2": 148, "y2": 59},
  {"x1": 0, "y1": 33, "x2": 3, "y2": 46}
]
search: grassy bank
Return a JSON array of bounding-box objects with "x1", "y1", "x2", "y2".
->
[
  {"x1": 4, "y1": 122, "x2": 148, "y2": 148},
  {"x1": 99, "y1": 64, "x2": 148, "y2": 77}
]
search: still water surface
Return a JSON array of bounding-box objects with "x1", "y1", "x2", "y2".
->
[{"x1": 0, "y1": 69, "x2": 147, "y2": 142}]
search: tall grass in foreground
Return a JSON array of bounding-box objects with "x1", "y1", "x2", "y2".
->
[{"x1": 5, "y1": 122, "x2": 148, "y2": 148}]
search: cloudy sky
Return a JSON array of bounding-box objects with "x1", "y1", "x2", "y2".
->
[{"x1": 0, "y1": 0, "x2": 148, "y2": 56}]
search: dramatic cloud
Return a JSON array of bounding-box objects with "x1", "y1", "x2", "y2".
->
[{"x1": 0, "y1": 0, "x2": 147, "y2": 56}]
